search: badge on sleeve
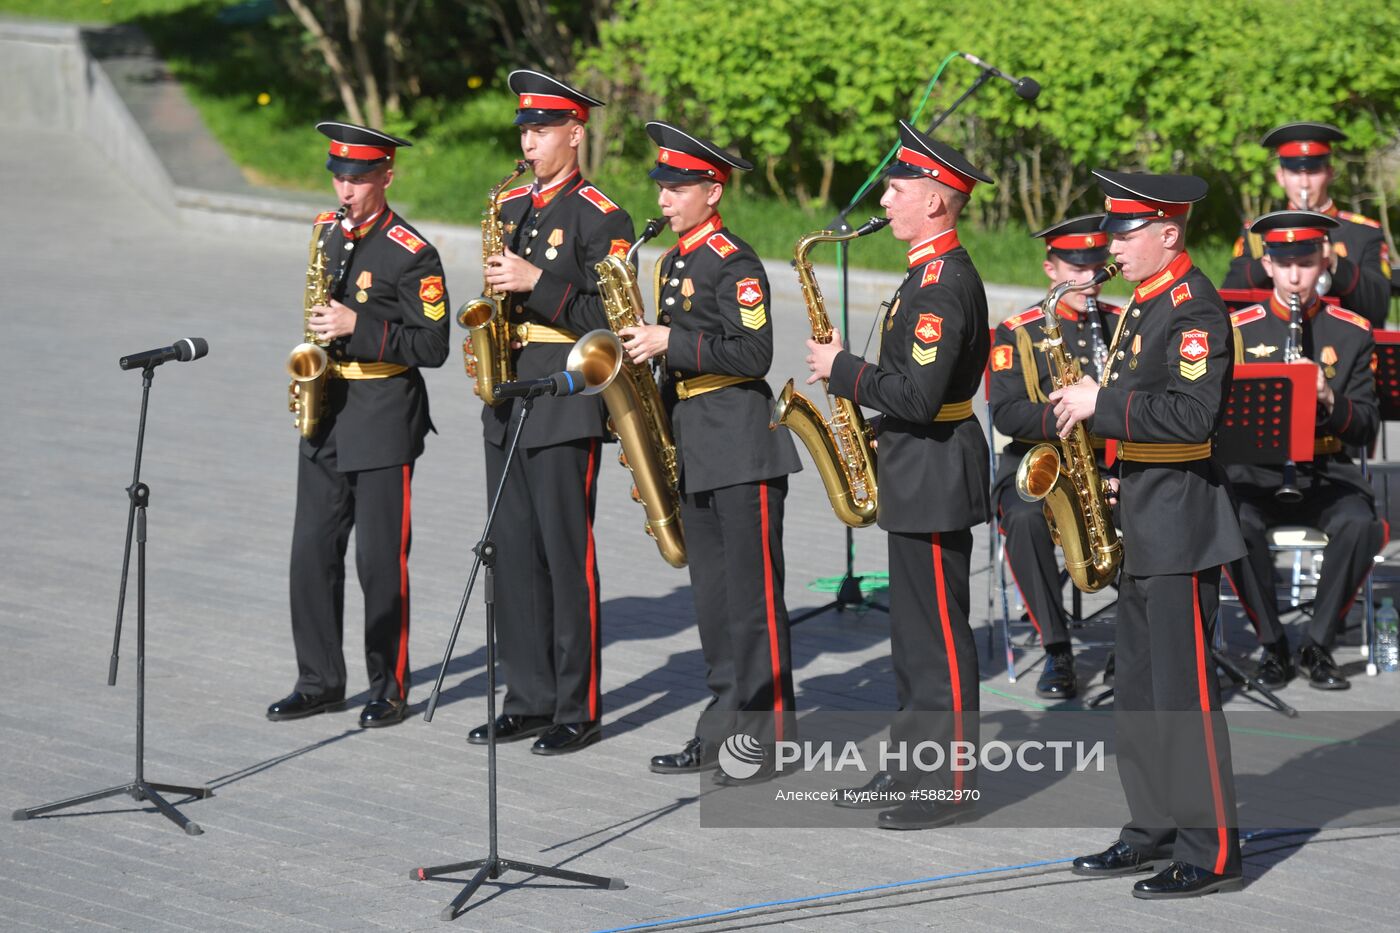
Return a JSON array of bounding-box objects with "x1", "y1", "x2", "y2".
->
[
  {"x1": 912, "y1": 313, "x2": 942, "y2": 365},
  {"x1": 1178, "y1": 328, "x2": 1208, "y2": 380},
  {"x1": 736, "y1": 277, "x2": 766, "y2": 329},
  {"x1": 991, "y1": 345, "x2": 1014, "y2": 371},
  {"x1": 420, "y1": 275, "x2": 446, "y2": 320},
  {"x1": 1170, "y1": 282, "x2": 1193, "y2": 307}
]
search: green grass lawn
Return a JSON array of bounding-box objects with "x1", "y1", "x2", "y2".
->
[{"x1": 1, "y1": 0, "x2": 1234, "y2": 289}]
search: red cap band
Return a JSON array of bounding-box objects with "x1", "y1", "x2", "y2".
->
[
  {"x1": 1277, "y1": 140, "x2": 1330, "y2": 158},
  {"x1": 895, "y1": 146, "x2": 976, "y2": 193},
  {"x1": 328, "y1": 142, "x2": 394, "y2": 162},
  {"x1": 518, "y1": 93, "x2": 588, "y2": 122},
  {"x1": 1103, "y1": 196, "x2": 1189, "y2": 219},
  {"x1": 657, "y1": 147, "x2": 731, "y2": 182},
  {"x1": 1048, "y1": 232, "x2": 1109, "y2": 251},
  {"x1": 1263, "y1": 227, "x2": 1327, "y2": 244}
]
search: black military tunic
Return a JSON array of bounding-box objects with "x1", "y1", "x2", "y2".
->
[
  {"x1": 290, "y1": 207, "x2": 450, "y2": 702},
  {"x1": 1222, "y1": 297, "x2": 1382, "y2": 650},
  {"x1": 657, "y1": 214, "x2": 802, "y2": 744},
  {"x1": 1224, "y1": 205, "x2": 1393, "y2": 327},
  {"x1": 828, "y1": 227, "x2": 991, "y2": 794},
  {"x1": 482, "y1": 170, "x2": 634, "y2": 725},
  {"x1": 990, "y1": 299, "x2": 1121, "y2": 648},
  {"x1": 1088, "y1": 250, "x2": 1246, "y2": 876}
]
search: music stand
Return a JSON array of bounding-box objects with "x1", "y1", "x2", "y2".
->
[{"x1": 12, "y1": 363, "x2": 211, "y2": 833}]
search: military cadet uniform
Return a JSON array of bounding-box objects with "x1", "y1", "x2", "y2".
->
[
  {"x1": 638, "y1": 123, "x2": 802, "y2": 782},
  {"x1": 827, "y1": 121, "x2": 992, "y2": 829},
  {"x1": 990, "y1": 215, "x2": 1120, "y2": 699},
  {"x1": 269, "y1": 123, "x2": 449, "y2": 728},
  {"x1": 1222, "y1": 211, "x2": 1383, "y2": 691},
  {"x1": 470, "y1": 71, "x2": 634, "y2": 755},
  {"x1": 1070, "y1": 172, "x2": 1245, "y2": 898},
  {"x1": 1224, "y1": 123, "x2": 1394, "y2": 327}
]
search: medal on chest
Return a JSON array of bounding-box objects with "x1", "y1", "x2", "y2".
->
[
  {"x1": 355, "y1": 270, "x2": 372, "y2": 304},
  {"x1": 545, "y1": 228, "x2": 564, "y2": 261},
  {"x1": 681, "y1": 277, "x2": 695, "y2": 311}
]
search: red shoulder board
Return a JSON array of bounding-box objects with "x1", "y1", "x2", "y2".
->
[
  {"x1": 1326, "y1": 306, "x2": 1372, "y2": 331},
  {"x1": 1098, "y1": 301, "x2": 1124, "y2": 316},
  {"x1": 313, "y1": 211, "x2": 339, "y2": 225},
  {"x1": 707, "y1": 233, "x2": 738, "y2": 259},
  {"x1": 498, "y1": 185, "x2": 531, "y2": 203},
  {"x1": 1339, "y1": 210, "x2": 1381, "y2": 229},
  {"x1": 1170, "y1": 282, "x2": 1193, "y2": 307},
  {"x1": 386, "y1": 224, "x2": 427, "y2": 254},
  {"x1": 577, "y1": 185, "x2": 619, "y2": 214},
  {"x1": 919, "y1": 260, "x2": 944, "y2": 288},
  {"x1": 1230, "y1": 305, "x2": 1267, "y2": 326},
  {"x1": 1001, "y1": 308, "x2": 1044, "y2": 330}
]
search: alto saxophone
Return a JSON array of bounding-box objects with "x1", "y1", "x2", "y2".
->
[
  {"x1": 287, "y1": 205, "x2": 346, "y2": 438},
  {"x1": 458, "y1": 160, "x2": 530, "y2": 406},
  {"x1": 593, "y1": 219, "x2": 686, "y2": 567},
  {"x1": 770, "y1": 217, "x2": 889, "y2": 527},
  {"x1": 1015, "y1": 263, "x2": 1123, "y2": 592}
]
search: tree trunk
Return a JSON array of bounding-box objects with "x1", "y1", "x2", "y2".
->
[
  {"x1": 285, "y1": 0, "x2": 364, "y2": 125},
  {"x1": 817, "y1": 154, "x2": 835, "y2": 206},
  {"x1": 765, "y1": 155, "x2": 789, "y2": 205},
  {"x1": 343, "y1": 0, "x2": 384, "y2": 127}
]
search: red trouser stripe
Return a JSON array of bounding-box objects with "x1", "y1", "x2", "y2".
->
[
  {"x1": 394, "y1": 464, "x2": 411, "y2": 699},
  {"x1": 932, "y1": 533, "x2": 963, "y2": 792},
  {"x1": 1190, "y1": 571, "x2": 1229, "y2": 875},
  {"x1": 759, "y1": 481, "x2": 784, "y2": 741},
  {"x1": 584, "y1": 439, "x2": 600, "y2": 721}
]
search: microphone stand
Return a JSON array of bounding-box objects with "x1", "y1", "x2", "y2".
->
[
  {"x1": 13, "y1": 364, "x2": 211, "y2": 834},
  {"x1": 412, "y1": 395, "x2": 623, "y2": 921},
  {"x1": 791, "y1": 65, "x2": 1002, "y2": 626}
]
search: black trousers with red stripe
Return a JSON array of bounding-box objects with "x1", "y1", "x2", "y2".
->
[
  {"x1": 486, "y1": 437, "x2": 603, "y2": 725},
  {"x1": 1225, "y1": 485, "x2": 1383, "y2": 650},
  {"x1": 995, "y1": 488, "x2": 1071, "y2": 648},
  {"x1": 683, "y1": 477, "x2": 795, "y2": 746},
  {"x1": 289, "y1": 447, "x2": 413, "y2": 703},
  {"x1": 1115, "y1": 568, "x2": 1241, "y2": 875},
  {"x1": 888, "y1": 529, "x2": 979, "y2": 794}
]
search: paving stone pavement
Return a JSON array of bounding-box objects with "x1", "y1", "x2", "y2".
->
[{"x1": 4, "y1": 127, "x2": 1399, "y2": 932}]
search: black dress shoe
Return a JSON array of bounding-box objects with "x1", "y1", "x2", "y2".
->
[
  {"x1": 1071, "y1": 840, "x2": 1156, "y2": 877},
  {"x1": 877, "y1": 799, "x2": 967, "y2": 831},
  {"x1": 531, "y1": 721, "x2": 600, "y2": 755},
  {"x1": 650, "y1": 737, "x2": 718, "y2": 774},
  {"x1": 1036, "y1": 648, "x2": 1078, "y2": 699},
  {"x1": 1132, "y1": 861, "x2": 1242, "y2": 899},
  {"x1": 359, "y1": 698, "x2": 408, "y2": 728},
  {"x1": 467, "y1": 714, "x2": 553, "y2": 745},
  {"x1": 266, "y1": 690, "x2": 345, "y2": 721},
  {"x1": 1298, "y1": 644, "x2": 1350, "y2": 690},
  {"x1": 1256, "y1": 640, "x2": 1295, "y2": 688},
  {"x1": 833, "y1": 770, "x2": 915, "y2": 809}
]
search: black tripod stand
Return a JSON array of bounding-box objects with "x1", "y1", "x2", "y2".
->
[
  {"x1": 412, "y1": 394, "x2": 622, "y2": 921},
  {"x1": 13, "y1": 364, "x2": 211, "y2": 834}
]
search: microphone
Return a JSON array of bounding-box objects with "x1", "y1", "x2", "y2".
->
[
  {"x1": 961, "y1": 52, "x2": 1041, "y2": 100},
  {"x1": 119, "y1": 337, "x2": 209, "y2": 371},
  {"x1": 494, "y1": 370, "x2": 589, "y2": 400}
]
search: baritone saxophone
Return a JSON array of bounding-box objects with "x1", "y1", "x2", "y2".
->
[
  {"x1": 458, "y1": 160, "x2": 530, "y2": 406},
  {"x1": 287, "y1": 205, "x2": 346, "y2": 438},
  {"x1": 593, "y1": 219, "x2": 686, "y2": 567},
  {"x1": 770, "y1": 216, "x2": 889, "y2": 527},
  {"x1": 1015, "y1": 263, "x2": 1123, "y2": 592}
]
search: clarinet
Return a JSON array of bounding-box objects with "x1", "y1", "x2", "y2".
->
[
  {"x1": 1277, "y1": 290, "x2": 1304, "y2": 503},
  {"x1": 1085, "y1": 293, "x2": 1109, "y2": 380}
]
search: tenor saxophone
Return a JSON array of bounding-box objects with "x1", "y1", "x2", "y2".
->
[
  {"x1": 458, "y1": 160, "x2": 530, "y2": 406},
  {"x1": 286, "y1": 205, "x2": 346, "y2": 438},
  {"x1": 593, "y1": 219, "x2": 686, "y2": 567},
  {"x1": 770, "y1": 217, "x2": 888, "y2": 527},
  {"x1": 1014, "y1": 263, "x2": 1123, "y2": 592}
]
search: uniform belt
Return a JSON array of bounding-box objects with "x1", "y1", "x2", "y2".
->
[
  {"x1": 1314, "y1": 435, "x2": 1343, "y2": 456},
  {"x1": 1016, "y1": 435, "x2": 1107, "y2": 451},
  {"x1": 1118, "y1": 440, "x2": 1212, "y2": 463},
  {"x1": 933, "y1": 399, "x2": 974, "y2": 422},
  {"x1": 675, "y1": 374, "x2": 753, "y2": 400},
  {"x1": 515, "y1": 323, "x2": 577, "y2": 345},
  {"x1": 331, "y1": 361, "x2": 408, "y2": 379}
]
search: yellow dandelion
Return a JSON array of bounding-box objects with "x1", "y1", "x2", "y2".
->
[
  {"x1": 467, "y1": 76, "x2": 484, "y2": 90},
  {"x1": 256, "y1": 92, "x2": 271, "y2": 106}
]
